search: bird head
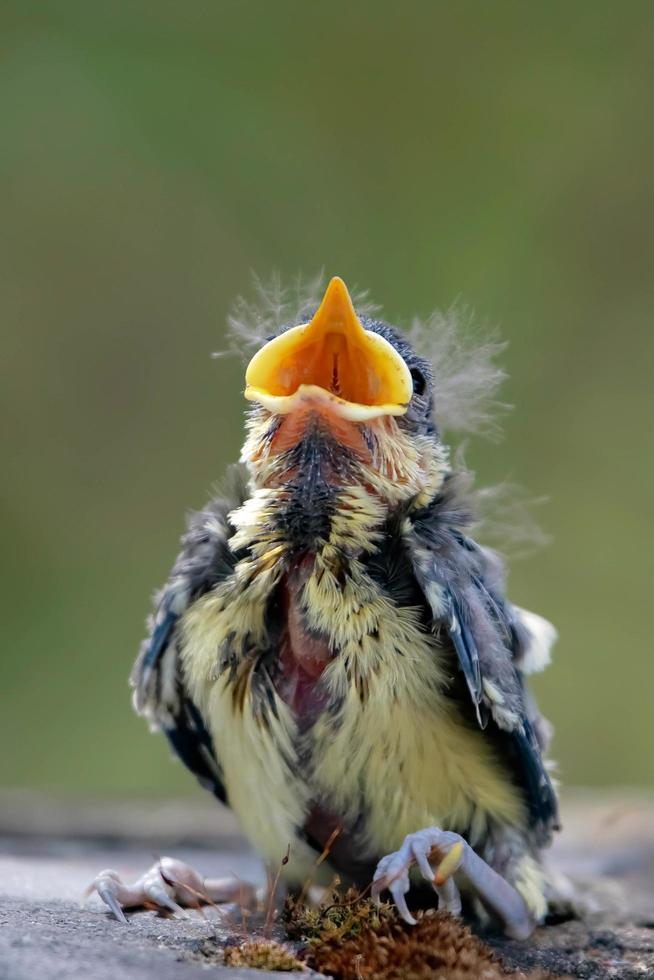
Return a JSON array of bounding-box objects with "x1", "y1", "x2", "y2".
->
[{"x1": 241, "y1": 277, "x2": 447, "y2": 507}]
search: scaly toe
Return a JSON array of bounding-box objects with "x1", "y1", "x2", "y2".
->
[
  {"x1": 435, "y1": 876, "x2": 463, "y2": 917},
  {"x1": 408, "y1": 838, "x2": 437, "y2": 884},
  {"x1": 372, "y1": 851, "x2": 416, "y2": 924},
  {"x1": 371, "y1": 853, "x2": 396, "y2": 897},
  {"x1": 142, "y1": 867, "x2": 187, "y2": 917},
  {"x1": 157, "y1": 857, "x2": 207, "y2": 907}
]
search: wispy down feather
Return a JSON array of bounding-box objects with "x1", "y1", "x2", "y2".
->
[
  {"x1": 447, "y1": 447, "x2": 550, "y2": 559},
  {"x1": 225, "y1": 271, "x2": 380, "y2": 354},
  {"x1": 406, "y1": 306, "x2": 508, "y2": 439}
]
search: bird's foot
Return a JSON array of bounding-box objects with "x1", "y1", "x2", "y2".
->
[
  {"x1": 371, "y1": 827, "x2": 534, "y2": 940},
  {"x1": 83, "y1": 856, "x2": 256, "y2": 924}
]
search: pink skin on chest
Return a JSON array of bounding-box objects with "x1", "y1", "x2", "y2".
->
[
  {"x1": 273, "y1": 555, "x2": 333, "y2": 731},
  {"x1": 270, "y1": 555, "x2": 380, "y2": 879}
]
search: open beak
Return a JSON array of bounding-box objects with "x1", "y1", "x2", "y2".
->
[{"x1": 244, "y1": 277, "x2": 412, "y2": 422}]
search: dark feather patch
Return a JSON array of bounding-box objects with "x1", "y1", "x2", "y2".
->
[
  {"x1": 141, "y1": 610, "x2": 177, "y2": 678},
  {"x1": 165, "y1": 699, "x2": 227, "y2": 804},
  {"x1": 502, "y1": 718, "x2": 559, "y2": 831}
]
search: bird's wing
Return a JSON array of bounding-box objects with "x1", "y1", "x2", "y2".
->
[
  {"x1": 406, "y1": 505, "x2": 559, "y2": 831},
  {"x1": 130, "y1": 466, "x2": 249, "y2": 804}
]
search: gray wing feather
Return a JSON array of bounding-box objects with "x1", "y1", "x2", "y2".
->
[
  {"x1": 130, "y1": 465, "x2": 248, "y2": 802},
  {"x1": 406, "y1": 499, "x2": 559, "y2": 831}
]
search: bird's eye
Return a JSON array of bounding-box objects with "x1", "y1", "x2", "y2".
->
[{"x1": 410, "y1": 368, "x2": 426, "y2": 397}]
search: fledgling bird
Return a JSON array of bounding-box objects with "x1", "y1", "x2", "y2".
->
[{"x1": 90, "y1": 277, "x2": 559, "y2": 938}]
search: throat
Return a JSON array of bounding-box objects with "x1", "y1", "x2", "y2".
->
[{"x1": 262, "y1": 422, "x2": 384, "y2": 551}]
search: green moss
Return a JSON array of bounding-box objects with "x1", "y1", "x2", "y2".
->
[{"x1": 283, "y1": 885, "x2": 394, "y2": 943}]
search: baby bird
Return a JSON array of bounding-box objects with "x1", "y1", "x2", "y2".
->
[{"x1": 91, "y1": 277, "x2": 559, "y2": 938}]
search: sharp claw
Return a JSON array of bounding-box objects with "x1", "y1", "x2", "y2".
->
[
  {"x1": 144, "y1": 883, "x2": 186, "y2": 917},
  {"x1": 391, "y1": 882, "x2": 416, "y2": 926},
  {"x1": 97, "y1": 884, "x2": 129, "y2": 924},
  {"x1": 434, "y1": 841, "x2": 464, "y2": 886}
]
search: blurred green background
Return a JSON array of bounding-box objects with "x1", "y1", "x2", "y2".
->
[{"x1": 1, "y1": 1, "x2": 652, "y2": 798}]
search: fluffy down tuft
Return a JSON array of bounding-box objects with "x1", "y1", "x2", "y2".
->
[
  {"x1": 406, "y1": 305, "x2": 508, "y2": 438},
  {"x1": 224, "y1": 271, "x2": 380, "y2": 354},
  {"x1": 432, "y1": 450, "x2": 549, "y2": 560}
]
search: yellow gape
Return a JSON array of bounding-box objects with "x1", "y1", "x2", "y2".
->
[{"x1": 245, "y1": 276, "x2": 412, "y2": 421}]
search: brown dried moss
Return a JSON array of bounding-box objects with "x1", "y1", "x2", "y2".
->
[
  {"x1": 223, "y1": 938, "x2": 305, "y2": 971},
  {"x1": 284, "y1": 888, "x2": 561, "y2": 980}
]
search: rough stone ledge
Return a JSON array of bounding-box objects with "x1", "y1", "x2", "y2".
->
[{"x1": 1, "y1": 789, "x2": 652, "y2": 980}]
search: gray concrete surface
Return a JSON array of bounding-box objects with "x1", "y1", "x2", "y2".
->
[
  {"x1": 0, "y1": 837, "x2": 294, "y2": 980},
  {"x1": 1, "y1": 791, "x2": 653, "y2": 979}
]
